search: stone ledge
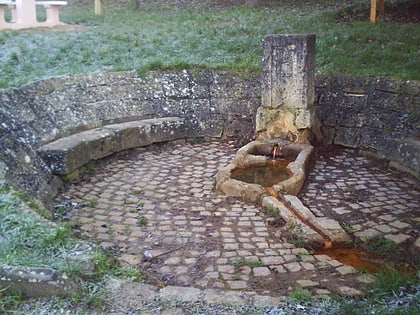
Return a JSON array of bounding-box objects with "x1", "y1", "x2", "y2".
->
[
  {"x1": 0, "y1": 264, "x2": 78, "y2": 298},
  {"x1": 38, "y1": 117, "x2": 188, "y2": 176},
  {"x1": 105, "y1": 280, "x2": 284, "y2": 309}
]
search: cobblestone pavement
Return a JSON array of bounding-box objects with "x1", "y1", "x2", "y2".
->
[
  {"x1": 300, "y1": 146, "x2": 420, "y2": 248},
  {"x1": 59, "y1": 141, "x2": 419, "y2": 298}
]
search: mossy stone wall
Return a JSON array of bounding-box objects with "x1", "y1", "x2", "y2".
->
[{"x1": 0, "y1": 70, "x2": 418, "y2": 208}]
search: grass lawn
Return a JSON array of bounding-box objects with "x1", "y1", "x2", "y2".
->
[
  {"x1": 0, "y1": 0, "x2": 419, "y2": 89},
  {"x1": 0, "y1": 1, "x2": 419, "y2": 312}
]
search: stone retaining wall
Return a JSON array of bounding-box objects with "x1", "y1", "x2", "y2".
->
[
  {"x1": 0, "y1": 70, "x2": 418, "y2": 208},
  {"x1": 0, "y1": 70, "x2": 260, "y2": 208},
  {"x1": 313, "y1": 74, "x2": 419, "y2": 176}
]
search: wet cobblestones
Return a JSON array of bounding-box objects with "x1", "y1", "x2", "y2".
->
[{"x1": 59, "y1": 141, "x2": 419, "y2": 298}]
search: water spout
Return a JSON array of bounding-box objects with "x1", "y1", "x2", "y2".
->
[{"x1": 272, "y1": 144, "x2": 280, "y2": 160}]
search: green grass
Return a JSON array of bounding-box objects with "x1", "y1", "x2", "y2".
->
[
  {"x1": 366, "y1": 266, "x2": 416, "y2": 297},
  {"x1": 362, "y1": 235, "x2": 398, "y2": 256},
  {"x1": 0, "y1": 188, "x2": 143, "y2": 313},
  {"x1": 289, "y1": 287, "x2": 312, "y2": 302},
  {"x1": 234, "y1": 257, "x2": 264, "y2": 268},
  {"x1": 331, "y1": 267, "x2": 419, "y2": 315},
  {"x1": 136, "y1": 216, "x2": 148, "y2": 226},
  {"x1": 0, "y1": 190, "x2": 81, "y2": 271},
  {"x1": 0, "y1": 0, "x2": 418, "y2": 89}
]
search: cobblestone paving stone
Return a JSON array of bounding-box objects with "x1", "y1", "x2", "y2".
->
[
  {"x1": 299, "y1": 146, "x2": 420, "y2": 247},
  {"x1": 59, "y1": 141, "x2": 419, "y2": 298}
]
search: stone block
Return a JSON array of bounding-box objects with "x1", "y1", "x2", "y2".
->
[
  {"x1": 318, "y1": 125, "x2": 335, "y2": 144},
  {"x1": 334, "y1": 127, "x2": 361, "y2": 148},
  {"x1": 210, "y1": 71, "x2": 260, "y2": 99},
  {"x1": 382, "y1": 137, "x2": 420, "y2": 178},
  {"x1": 261, "y1": 34, "x2": 315, "y2": 110},
  {"x1": 160, "y1": 286, "x2": 201, "y2": 302},
  {"x1": 371, "y1": 90, "x2": 413, "y2": 111},
  {"x1": 223, "y1": 115, "x2": 255, "y2": 138},
  {"x1": 203, "y1": 288, "x2": 250, "y2": 305},
  {"x1": 105, "y1": 278, "x2": 159, "y2": 307},
  {"x1": 106, "y1": 122, "x2": 153, "y2": 151},
  {"x1": 0, "y1": 264, "x2": 78, "y2": 297},
  {"x1": 38, "y1": 117, "x2": 187, "y2": 175}
]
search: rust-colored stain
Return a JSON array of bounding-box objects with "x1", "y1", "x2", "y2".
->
[{"x1": 316, "y1": 247, "x2": 383, "y2": 273}]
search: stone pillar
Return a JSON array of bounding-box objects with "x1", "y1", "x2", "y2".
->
[{"x1": 256, "y1": 34, "x2": 315, "y2": 143}]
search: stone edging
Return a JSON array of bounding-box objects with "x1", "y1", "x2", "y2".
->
[{"x1": 38, "y1": 117, "x2": 188, "y2": 178}]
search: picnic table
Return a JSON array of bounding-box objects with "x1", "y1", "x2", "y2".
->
[{"x1": 0, "y1": 0, "x2": 67, "y2": 30}]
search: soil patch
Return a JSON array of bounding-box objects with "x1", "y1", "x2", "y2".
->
[{"x1": 335, "y1": 0, "x2": 420, "y2": 24}]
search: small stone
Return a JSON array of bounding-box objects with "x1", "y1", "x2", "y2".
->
[
  {"x1": 328, "y1": 259, "x2": 342, "y2": 267},
  {"x1": 227, "y1": 281, "x2": 248, "y2": 290},
  {"x1": 160, "y1": 286, "x2": 201, "y2": 302},
  {"x1": 336, "y1": 265, "x2": 356, "y2": 275},
  {"x1": 296, "y1": 279, "x2": 319, "y2": 287},
  {"x1": 356, "y1": 273, "x2": 374, "y2": 284},
  {"x1": 300, "y1": 262, "x2": 315, "y2": 270},
  {"x1": 385, "y1": 234, "x2": 410, "y2": 244},
  {"x1": 338, "y1": 286, "x2": 362, "y2": 296},
  {"x1": 375, "y1": 224, "x2": 394, "y2": 233},
  {"x1": 203, "y1": 289, "x2": 249, "y2": 305},
  {"x1": 120, "y1": 254, "x2": 141, "y2": 265},
  {"x1": 284, "y1": 262, "x2": 301, "y2": 272},
  {"x1": 388, "y1": 221, "x2": 410, "y2": 229},
  {"x1": 261, "y1": 256, "x2": 283, "y2": 265},
  {"x1": 354, "y1": 228, "x2": 381, "y2": 241},
  {"x1": 218, "y1": 265, "x2": 235, "y2": 273},
  {"x1": 415, "y1": 237, "x2": 420, "y2": 249},
  {"x1": 315, "y1": 288, "x2": 331, "y2": 296},
  {"x1": 272, "y1": 265, "x2": 287, "y2": 273},
  {"x1": 253, "y1": 267, "x2": 271, "y2": 277},
  {"x1": 164, "y1": 257, "x2": 181, "y2": 265}
]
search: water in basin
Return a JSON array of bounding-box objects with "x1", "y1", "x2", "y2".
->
[{"x1": 231, "y1": 158, "x2": 292, "y2": 187}]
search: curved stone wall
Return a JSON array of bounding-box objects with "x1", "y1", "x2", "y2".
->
[
  {"x1": 313, "y1": 75, "x2": 419, "y2": 177},
  {"x1": 0, "y1": 70, "x2": 418, "y2": 209},
  {"x1": 0, "y1": 70, "x2": 261, "y2": 208}
]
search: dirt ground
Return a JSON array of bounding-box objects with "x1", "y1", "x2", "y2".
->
[{"x1": 130, "y1": 0, "x2": 420, "y2": 24}]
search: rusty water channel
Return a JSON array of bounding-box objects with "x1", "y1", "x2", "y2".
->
[{"x1": 216, "y1": 141, "x2": 403, "y2": 274}]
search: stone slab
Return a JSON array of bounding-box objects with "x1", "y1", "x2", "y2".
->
[
  {"x1": 38, "y1": 117, "x2": 188, "y2": 175},
  {"x1": 0, "y1": 264, "x2": 78, "y2": 297},
  {"x1": 160, "y1": 286, "x2": 202, "y2": 302}
]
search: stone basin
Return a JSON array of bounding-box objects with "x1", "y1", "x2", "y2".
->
[
  {"x1": 216, "y1": 141, "x2": 352, "y2": 249},
  {"x1": 215, "y1": 140, "x2": 314, "y2": 202}
]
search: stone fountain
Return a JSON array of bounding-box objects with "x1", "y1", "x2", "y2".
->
[{"x1": 216, "y1": 34, "x2": 351, "y2": 249}]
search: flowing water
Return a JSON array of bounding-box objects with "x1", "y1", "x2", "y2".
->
[{"x1": 230, "y1": 154, "x2": 414, "y2": 274}]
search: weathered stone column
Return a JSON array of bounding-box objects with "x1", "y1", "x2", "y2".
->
[{"x1": 256, "y1": 34, "x2": 316, "y2": 143}]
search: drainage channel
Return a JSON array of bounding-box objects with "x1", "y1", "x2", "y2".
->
[
  {"x1": 266, "y1": 188, "x2": 416, "y2": 274},
  {"x1": 265, "y1": 186, "x2": 333, "y2": 249},
  {"x1": 218, "y1": 142, "x2": 415, "y2": 275}
]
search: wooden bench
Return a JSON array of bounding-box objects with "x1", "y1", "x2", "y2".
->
[
  {"x1": 0, "y1": 0, "x2": 67, "y2": 30},
  {"x1": 38, "y1": 117, "x2": 189, "y2": 177}
]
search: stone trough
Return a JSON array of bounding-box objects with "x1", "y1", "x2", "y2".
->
[
  {"x1": 216, "y1": 140, "x2": 313, "y2": 200},
  {"x1": 216, "y1": 140, "x2": 352, "y2": 250}
]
